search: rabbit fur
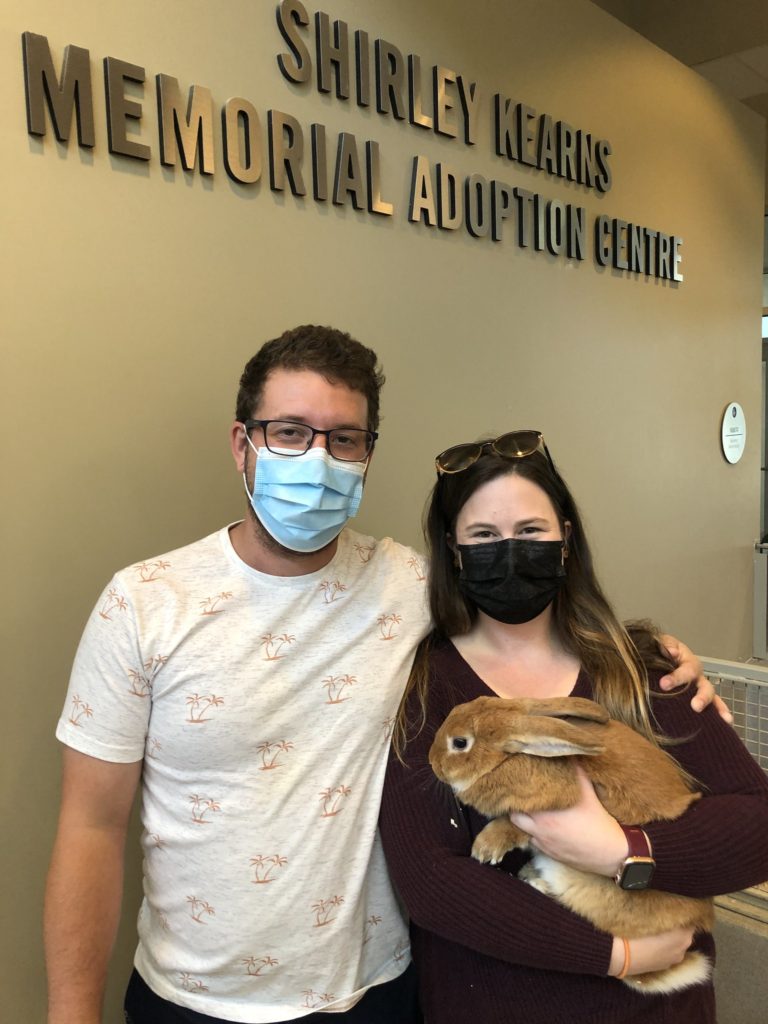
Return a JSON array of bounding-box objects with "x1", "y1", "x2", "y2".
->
[{"x1": 429, "y1": 694, "x2": 714, "y2": 995}]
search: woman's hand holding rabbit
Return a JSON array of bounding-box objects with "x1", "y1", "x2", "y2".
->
[
  {"x1": 608, "y1": 929, "x2": 694, "y2": 978},
  {"x1": 509, "y1": 766, "x2": 627, "y2": 876}
]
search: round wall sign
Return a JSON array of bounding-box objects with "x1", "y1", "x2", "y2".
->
[{"x1": 721, "y1": 402, "x2": 746, "y2": 464}]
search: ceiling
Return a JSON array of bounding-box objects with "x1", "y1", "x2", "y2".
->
[{"x1": 589, "y1": 0, "x2": 768, "y2": 119}]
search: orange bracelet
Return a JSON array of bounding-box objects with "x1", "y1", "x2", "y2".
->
[{"x1": 616, "y1": 937, "x2": 631, "y2": 979}]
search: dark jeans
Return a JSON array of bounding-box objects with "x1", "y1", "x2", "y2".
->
[{"x1": 124, "y1": 965, "x2": 422, "y2": 1024}]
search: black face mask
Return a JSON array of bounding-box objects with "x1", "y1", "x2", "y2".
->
[{"x1": 456, "y1": 538, "x2": 567, "y2": 624}]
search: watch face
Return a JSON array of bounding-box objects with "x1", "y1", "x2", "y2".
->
[{"x1": 619, "y1": 858, "x2": 655, "y2": 891}]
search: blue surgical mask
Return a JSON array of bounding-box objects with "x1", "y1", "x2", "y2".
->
[{"x1": 243, "y1": 440, "x2": 366, "y2": 553}]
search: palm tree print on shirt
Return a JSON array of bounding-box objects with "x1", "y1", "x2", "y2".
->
[
  {"x1": 127, "y1": 655, "x2": 168, "y2": 698},
  {"x1": 134, "y1": 559, "x2": 171, "y2": 583},
  {"x1": 319, "y1": 579, "x2": 347, "y2": 603},
  {"x1": 186, "y1": 896, "x2": 215, "y2": 924},
  {"x1": 68, "y1": 695, "x2": 93, "y2": 727},
  {"x1": 377, "y1": 613, "x2": 402, "y2": 640},
  {"x1": 322, "y1": 674, "x2": 356, "y2": 704},
  {"x1": 257, "y1": 739, "x2": 294, "y2": 770},
  {"x1": 393, "y1": 939, "x2": 409, "y2": 963},
  {"x1": 353, "y1": 542, "x2": 374, "y2": 563},
  {"x1": 242, "y1": 955, "x2": 279, "y2": 977},
  {"x1": 98, "y1": 586, "x2": 127, "y2": 620},
  {"x1": 250, "y1": 854, "x2": 288, "y2": 884},
  {"x1": 363, "y1": 914, "x2": 382, "y2": 945},
  {"x1": 260, "y1": 633, "x2": 296, "y2": 660},
  {"x1": 199, "y1": 591, "x2": 233, "y2": 615},
  {"x1": 302, "y1": 991, "x2": 336, "y2": 1009},
  {"x1": 185, "y1": 693, "x2": 224, "y2": 723},
  {"x1": 189, "y1": 795, "x2": 222, "y2": 824},
  {"x1": 311, "y1": 895, "x2": 344, "y2": 927},
  {"x1": 180, "y1": 973, "x2": 208, "y2": 992},
  {"x1": 319, "y1": 785, "x2": 351, "y2": 817},
  {"x1": 407, "y1": 555, "x2": 426, "y2": 580}
]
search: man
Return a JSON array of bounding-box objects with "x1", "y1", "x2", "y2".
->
[{"x1": 45, "y1": 325, "x2": 716, "y2": 1024}]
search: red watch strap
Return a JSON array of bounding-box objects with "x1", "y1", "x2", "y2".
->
[{"x1": 620, "y1": 824, "x2": 652, "y2": 858}]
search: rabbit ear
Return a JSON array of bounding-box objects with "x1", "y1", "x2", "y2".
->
[
  {"x1": 517, "y1": 697, "x2": 610, "y2": 725},
  {"x1": 498, "y1": 715, "x2": 606, "y2": 758}
]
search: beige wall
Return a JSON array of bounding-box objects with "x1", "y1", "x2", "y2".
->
[{"x1": 1, "y1": 1, "x2": 764, "y2": 1019}]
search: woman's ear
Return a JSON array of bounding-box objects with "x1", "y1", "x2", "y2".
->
[
  {"x1": 447, "y1": 533, "x2": 461, "y2": 569},
  {"x1": 562, "y1": 520, "x2": 572, "y2": 558}
]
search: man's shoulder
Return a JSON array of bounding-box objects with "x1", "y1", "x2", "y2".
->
[
  {"x1": 341, "y1": 527, "x2": 424, "y2": 565},
  {"x1": 111, "y1": 525, "x2": 230, "y2": 591}
]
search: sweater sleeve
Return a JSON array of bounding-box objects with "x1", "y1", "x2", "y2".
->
[
  {"x1": 380, "y1": 674, "x2": 614, "y2": 976},
  {"x1": 642, "y1": 679, "x2": 768, "y2": 897}
]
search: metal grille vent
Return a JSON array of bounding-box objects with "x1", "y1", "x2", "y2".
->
[{"x1": 703, "y1": 659, "x2": 768, "y2": 924}]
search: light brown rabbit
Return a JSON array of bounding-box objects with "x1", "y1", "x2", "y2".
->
[{"x1": 429, "y1": 695, "x2": 714, "y2": 995}]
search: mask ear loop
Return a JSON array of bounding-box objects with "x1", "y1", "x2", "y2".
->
[
  {"x1": 561, "y1": 520, "x2": 572, "y2": 562},
  {"x1": 242, "y1": 428, "x2": 257, "y2": 500}
]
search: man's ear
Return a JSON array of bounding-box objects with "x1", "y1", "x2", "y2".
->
[
  {"x1": 362, "y1": 447, "x2": 374, "y2": 484},
  {"x1": 230, "y1": 421, "x2": 249, "y2": 474}
]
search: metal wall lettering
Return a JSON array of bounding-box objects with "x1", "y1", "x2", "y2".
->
[
  {"x1": 267, "y1": 109, "x2": 307, "y2": 195},
  {"x1": 408, "y1": 55, "x2": 433, "y2": 131},
  {"x1": 157, "y1": 75, "x2": 214, "y2": 174},
  {"x1": 18, "y1": 17, "x2": 684, "y2": 282},
  {"x1": 433, "y1": 67, "x2": 458, "y2": 140},
  {"x1": 104, "y1": 57, "x2": 150, "y2": 161},
  {"x1": 276, "y1": 0, "x2": 311, "y2": 84},
  {"x1": 354, "y1": 30, "x2": 370, "y2": 107},
  {"x1": 457, "y1": 79, "x2": 480, "y2": 146},
  {"x1": 333, "y1": 132, "x2": 364, "y2": 208},
  {"x1": 436, "y1": 164, "x2": 461, "y2": 231},
  {"x1": 491, "y1": 181, "x2": 513, "y2": 242},
  {"x1": 315, "y1": 11, "x2": 349, "y2": 98},
  {"x1": 365, "y1": 141, "x2": 393, "y2": 216},
  {"x1": 465, "y1": 174, "x2": 490, "y2": 239},
  {"x1": 222, "y1": 98, "x2": 262, "y2": 184},
  {"x1": 22, "y1": 32, "x2": 94, "y2": 146},
  {"x1": 409, "y1": 155, "x2": 436, "y2": 226},
  {"x1": 375, "y1": 39, "x2": 407, "y2": 121},
  {"x1": 310, "y1": 123, "x2": 328, "y2": 201},
  {"x1": 494, "y1": 95, "x2": 612, "y2": 193}
]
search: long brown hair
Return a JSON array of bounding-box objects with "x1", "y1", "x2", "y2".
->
[{"x1": 393, "y1": 447, "x2": 676, "y2": 757}]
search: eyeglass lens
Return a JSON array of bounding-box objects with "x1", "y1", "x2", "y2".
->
[
  {"x1": 264, "y1": 421, "x2": 372, "y2": 461},
  {"x1": 493, "y1": 431, "x2": 543, "y2": 457},
  {"x1": 437, "y1": 430, "x2": 544, "y2": 473}
]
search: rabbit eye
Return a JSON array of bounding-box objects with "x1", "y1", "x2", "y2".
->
[{"x1": 450, "y1": 736, "x2": 471, "y2": 751}]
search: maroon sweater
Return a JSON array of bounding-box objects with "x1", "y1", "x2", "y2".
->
[{"x1": 379, "y1": 640, "x2": 768, "y2": 1024}]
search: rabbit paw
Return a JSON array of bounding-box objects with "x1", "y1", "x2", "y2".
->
[
  {"x1": 518, "y1": 861, "x2": 551, "y2": 894},
  {"x1": 472, "y1": 818, "x2": 528, "y2": 865}
]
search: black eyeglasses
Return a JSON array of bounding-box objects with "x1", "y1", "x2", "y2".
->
[
  {"x1": 435, "y1": 430, "x2": 556, "y2": 475},
  {"x1": 244, "y1": 419, "x2": 377, "y2": 463}
]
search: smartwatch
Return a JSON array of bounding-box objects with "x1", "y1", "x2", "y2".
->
[{"x1": 615, "y1": 825, "x2": 655, "y2": 890}]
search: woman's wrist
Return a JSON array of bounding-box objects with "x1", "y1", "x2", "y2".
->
[{"x1": 608, "y1": 935, "x2": 629, "y2": 976}]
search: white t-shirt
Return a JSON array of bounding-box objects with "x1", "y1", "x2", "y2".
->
[{"x1": 56, "y1": 525, "x2": 430, "y2": 1022}]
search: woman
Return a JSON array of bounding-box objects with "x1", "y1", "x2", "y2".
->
[{"x1": 380, "y1": 431, "x2": 768, "y2": 1024}]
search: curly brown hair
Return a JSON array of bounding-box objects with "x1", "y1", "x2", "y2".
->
[{"x1": 235, "y1": 325, "x2": 385, "y2": 432}]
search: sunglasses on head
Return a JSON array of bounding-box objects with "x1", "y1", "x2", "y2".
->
[{"x1": 435, "y1": 430, "x2": 556, "y2": 475}]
